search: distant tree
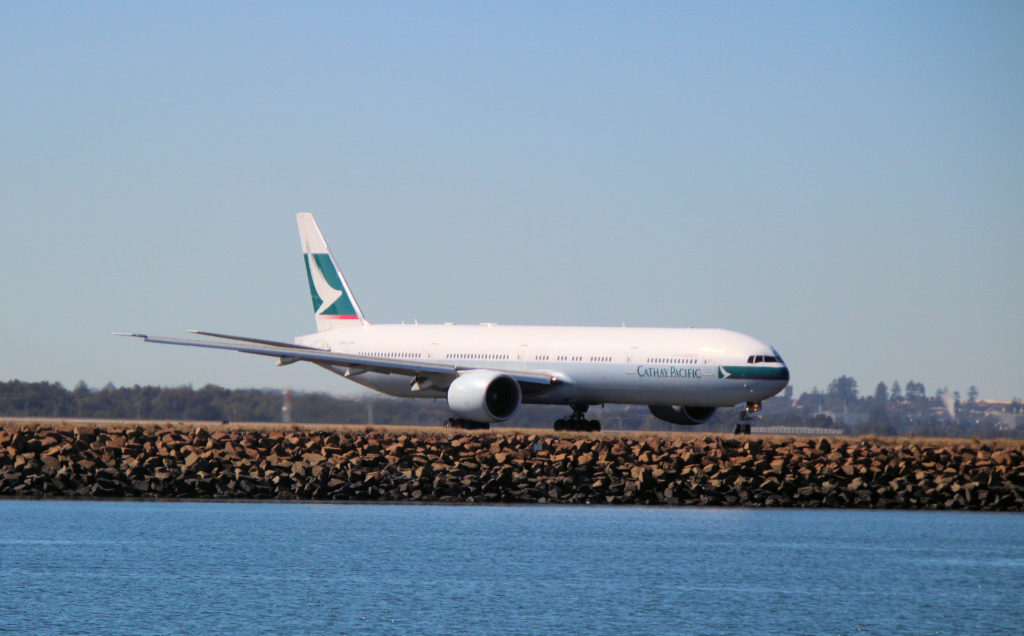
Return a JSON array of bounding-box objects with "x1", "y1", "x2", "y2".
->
[
  {"x1": 796, "y1": 387, "x2": 824, "y2": 412},
  {"x1": 807, "y1": 413, "x2": 836, "y2": 429},
  {"x1": 855, "y1": 404, "x2": 896, "y2": 436},
  {"x1": 905, "y1": 381, "x2": 927, "y2": 402},
  {"x1": 827, "y1": 375, "x2": 859, "y2": 404},
  {"x1": 890, "y1": 380, "x2": 902, "y2": 401},
  {"x1": 874, "y1": 381, "x2": 888, "y2": 404},
  {"x1": 968, "y1": 385, "x2": 979, "y2": 403}
]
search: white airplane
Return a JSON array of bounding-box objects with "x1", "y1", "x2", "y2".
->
[{"x1": 122, "y1": 213, "x2": 789, "y2": 432}]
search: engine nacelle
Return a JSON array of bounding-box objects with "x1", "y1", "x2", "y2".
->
[
  {"x1": 649, "y1": 405, "x2": 717, "y2": 426},
  {"x1": 447, "y1": 370, "x2": 522, "y2": 423}
]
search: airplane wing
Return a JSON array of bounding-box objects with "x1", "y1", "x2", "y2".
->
[{"x1": 115, "y1": 332, "x2": 561, "y2": 387}]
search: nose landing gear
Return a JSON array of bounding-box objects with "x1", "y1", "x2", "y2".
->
[{"x1": 734, "y1": 401, "x2": 761, "y2": 434}]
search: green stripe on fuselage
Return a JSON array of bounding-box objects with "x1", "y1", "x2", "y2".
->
[{"x1": 720, "y1": 366, "x2": 790, "y2": 381}]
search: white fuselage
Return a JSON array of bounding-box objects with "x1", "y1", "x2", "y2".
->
[{"x1": 295, "y1": 323, "x2": 789, "y2": 408}]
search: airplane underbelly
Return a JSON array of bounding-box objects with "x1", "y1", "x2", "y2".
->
[
  {"x1": 628, "y1": 371, "x2": 771, "y2": 407},
  {"x1": 570, "y1": 366, "x2": 708, "y2": 406},
  {"x1": 347, "y1": 373, "x2": 445, "y2": 399}
]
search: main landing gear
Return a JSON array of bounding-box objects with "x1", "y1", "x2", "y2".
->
[
  {"x1": 443, "y1": 418, "x2": 490, "y2": 430},
  {"x1": 554, "y1": 404, "x2": 601, "y2": 432},
  {"x1": 733, "y1": 401, "x2": 761, "y2": 435}
]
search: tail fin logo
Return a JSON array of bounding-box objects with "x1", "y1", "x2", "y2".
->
[{"x1": 303, "y1": 246, "x2": 358, "y2": 320}]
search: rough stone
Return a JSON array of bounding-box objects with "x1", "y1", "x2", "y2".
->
[{"x1": 1, "y1": 423, "x2": 1021, "y2": 509}]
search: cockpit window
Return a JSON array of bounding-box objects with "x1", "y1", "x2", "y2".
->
[{"x1": 748, "y1": 355, "x2": 781, "y2": 364}]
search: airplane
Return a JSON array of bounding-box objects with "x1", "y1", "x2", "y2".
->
[{"x1": 120, "y1": 213, "x2": 789, "y2": 433}]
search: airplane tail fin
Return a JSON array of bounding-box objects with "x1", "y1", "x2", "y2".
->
[{"x1": 297, "y1": 213, "x2": 369, "y2": 331}]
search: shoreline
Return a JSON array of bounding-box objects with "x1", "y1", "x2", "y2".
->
[{"x1": 3, "y1": 419, "x2": 1022, "y2": 510}]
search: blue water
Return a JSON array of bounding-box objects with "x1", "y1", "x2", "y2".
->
[{"x1": 0, "y1": 502, "x2": 1021, "y2": 635}]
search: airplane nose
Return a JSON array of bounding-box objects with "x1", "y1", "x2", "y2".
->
[{"x1": 772, "y1": 347, "x2": 790, "y2": 385}]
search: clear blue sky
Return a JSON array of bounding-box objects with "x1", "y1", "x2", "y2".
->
[{"x1": 2, "y1": 2, "x2": 1022, "y2": 401}]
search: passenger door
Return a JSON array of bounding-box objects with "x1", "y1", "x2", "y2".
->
[{"x1": 625, "y1": 346, "x2": 640, "y2": 375}]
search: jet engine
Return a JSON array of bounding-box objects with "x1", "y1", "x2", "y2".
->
[
  {"x1": 447, "y1": 370, "x2": 522, "y2": 423},
  {"x1": 648, "y1": 405, "x2": 717, "y2": 426}
]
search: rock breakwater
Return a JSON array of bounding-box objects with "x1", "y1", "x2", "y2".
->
[{"x1": 2, "y1": 423, "x2": 1022, "y2": 510}]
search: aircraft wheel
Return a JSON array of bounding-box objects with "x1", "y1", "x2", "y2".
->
[{"x1": 588, "y1": 420, "x2": 601, "y2": 432}]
